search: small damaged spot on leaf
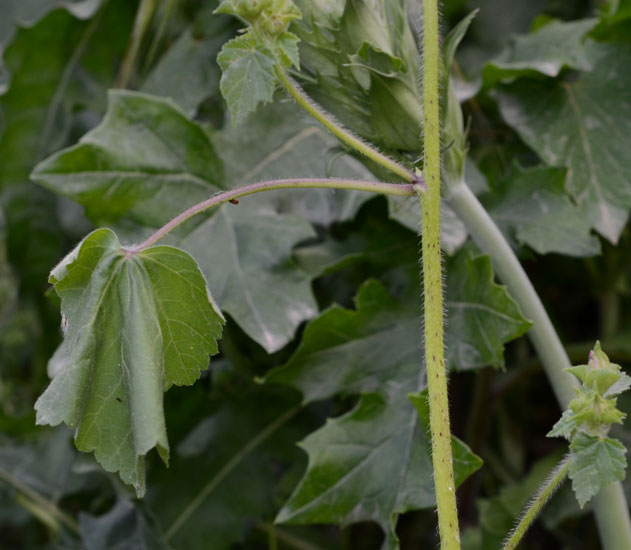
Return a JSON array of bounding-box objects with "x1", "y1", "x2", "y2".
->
[{"x1": 229, "y1": 198, "x2": 239, "y2": 204}]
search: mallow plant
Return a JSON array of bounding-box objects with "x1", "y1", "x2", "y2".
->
[{"x1": 1, "y1": 0, "x2": 629, "y2": 548}]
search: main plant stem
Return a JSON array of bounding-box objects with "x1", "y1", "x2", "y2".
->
[
  {"x1": 446, "y1": 179, "x2": 631, "y2": 550},
  {"x1": 420, "y1": 1, "x2": 460, "y2": 548}
]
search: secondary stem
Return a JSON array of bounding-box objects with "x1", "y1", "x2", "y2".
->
[
  {"x1": 420, "y1": 0, "x2": 460, "y2": 547},
  {"x1": 0, "y1": 465, "x2": 80, "y2": 536},
  {"x1": 116, "y1": 0, "x2": 157, "y2": 88},
  {"x1": 276, "y1": 69, "x2": 418, "y2": 184},
  {"x1": 503, "y1": 456, "x2": 570, "y2": 550},
  {"x1": 446, "y1": 179, "x2": 631, "y2": 549},
  {"x1": 165, "y1": 406, "x2": 301, "y2": 541},
  {"x1": 126, "y1": 178, "x2": 415, "y2": 252}
]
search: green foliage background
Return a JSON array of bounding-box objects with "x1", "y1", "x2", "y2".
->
[{"x1": 0, "y1": 0, "x2": 629, "y2": 548}]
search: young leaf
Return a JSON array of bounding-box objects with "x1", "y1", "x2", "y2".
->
[
  {"x1": 217, "y1": 34, "x2": 277, "y2": 126},
  {"x1": 569, "y1": 434, "x2": 627, "y2": 508},
  {"x1": 276, "y1": 31, "x2": 300, "y2": 68},
  {"x1": 291, "y1": 0, "x2": 422, "y2": 151},
  {"x1": 34, "y1": 228, "x2": 224, "y2": 496}
]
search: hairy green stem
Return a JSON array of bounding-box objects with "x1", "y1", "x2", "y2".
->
[
  {"x1": 420, "y1": 1, "x2": 460, "y2": 548},
  {"x1": 503, "y1": 456, "x2": 570, "y2": 550},
  {"x1": 446, "y1": 179, "x2": 631, "y2": 549},
  {"x1": 126, "y1": 178, "x2": 415, "y2": 252},
  {"x1": 116, "y1": 0, "x2": 156, "y2": 88},
  {"x1": 276, "y1": 69, "x2": 418, "y2": 183},
  {"x1": 0, "y1": 465, "x2": 80, "y2": 536}
]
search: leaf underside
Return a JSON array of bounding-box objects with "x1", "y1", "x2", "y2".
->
[{"x1": 35, "y1": 228, "x2": 224, "y2": 495}]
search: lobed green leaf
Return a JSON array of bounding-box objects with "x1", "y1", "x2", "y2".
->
[
  {"x1": 486, "y1": 164, "x2": 600, "y2": 257},
  {"x1": 482, "y1": 19, "x2": 598, "y2": 87},
  {"x1": 217, "y1": 34, "x2": 277, "y2": 125},
  {"x1": 496, "y1": 42, "x2": 631, "y2": 243},
  {"x1": 35, "y1": 228, "x2": 224, "y2": 495},
  {"x1": 569, "y1": 434, "x2": 627, "y2": 508},
  {"x1": 264, "y1": 278, "x2": 515, "y2": 547},
  {"x1": 31, "y1": 90, "x2": 224, "y2": 230}
]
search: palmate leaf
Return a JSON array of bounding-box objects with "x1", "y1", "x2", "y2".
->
[
  {"x1": 0, "y1": 0, "x2": 103, "y2": 93},
  {"x1": 34, "y1": 228, "x2": 224, "y2": 496},
  {"x1": 444, "y1": 250, "x2": 532, "y2": 370},
  {"x1": 217, "y1": 34, "x2": 277, "y2": 126},
  {"x1": 496, "y1": 41, "x2": 631, "y2": 243},
  {"x1": 32, "y1": 91, "x2": 373, "y2": 354},
  {"x1": 179, "y1": 203, "x2": 317, "y2": 353},
  {"x1": 569, "y1": 434, "x2": 627, "y2": 508},
  {"x1": 141, "y1": 4, "x2": 239, "y2": 116},
  {"x1": 213, "y1": 100, "x2": 373, "y2": 226},
  {"x1": 264, "y1": 278, "x2": 512, "y2": 548},
  {"x1": 486, "y1": 164, "x2": 600, "y2": 257},
  {"x1": 296, "y1": 215, "x2": 531, "y2": 371},
  {"x1": 179, "y1": 100, "x2": 378, "y2": 352},
  {"x1": 31, "y1": 90, "x2": 224, "y2": 231},
  {"x1": 482, "y1": 18, "x2": 598, "y2": 87},
  {"x1": 146, "y1": 380, "x2": 308, "y2": 550}
]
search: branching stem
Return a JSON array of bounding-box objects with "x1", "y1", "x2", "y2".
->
[
  {"x1": 116, "y1": 0, "x2": 156, "y2": 88},
  {"x1": 445, "y1": 179, "x2": 631, "y2": 550},
  {"x1": 0, "y1": 465, "x2": 80, "y2": 536},
  {"x1": 276, "y1": 68, "x2": 418, "y2": 184},
  {"x1": 126, "y1": 178, "x2": 415, "y2": 252}
]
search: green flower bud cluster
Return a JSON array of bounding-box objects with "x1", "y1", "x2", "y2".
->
[
  {"x1": 547, "y1": 342, "x2": 630, "y2": 507},
  {"x1": 215, "y1": 0, "x2": 301, "y2": 40},
  {"x1": 214, "y1": 0, "x2": 302, "y2": 125},
  {"x1": 548, "y1": 342, "x2": 630, "y2": 441}
]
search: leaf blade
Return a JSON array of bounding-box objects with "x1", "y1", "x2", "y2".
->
[{"x1": 35, "y1": 229, "x2": 223, "y2": 495}]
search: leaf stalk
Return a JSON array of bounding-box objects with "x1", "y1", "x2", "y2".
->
[
  {"x1": 127, "y1": 178, "x2": 415, "y2": 252},
  {"x1": 276, "y1": 68, "x2": 418, "y2": 184}
]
